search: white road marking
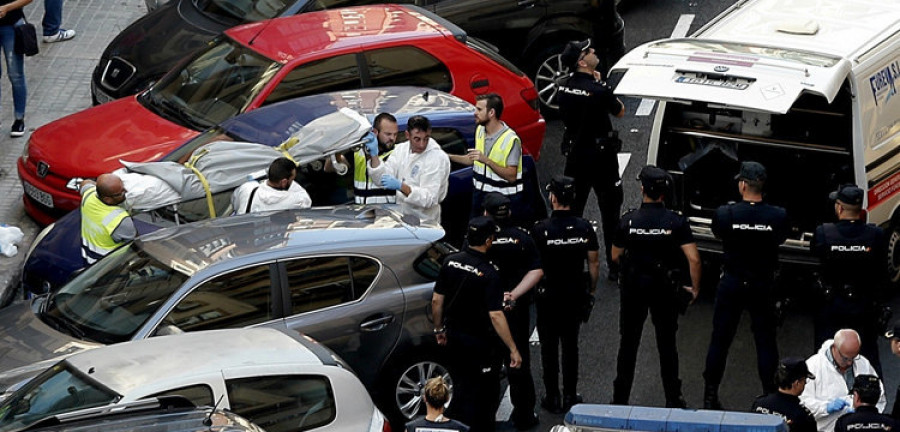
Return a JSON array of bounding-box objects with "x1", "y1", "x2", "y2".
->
[
  {"x1": 635, "y1": 14, "x2": 695, "y2": 116},
  {"x1": 496, "y1": 386, "x2": 513, "y2": 421},
  {"x1": 618, "y1": 152, "x2": 631, "y2": 179}
]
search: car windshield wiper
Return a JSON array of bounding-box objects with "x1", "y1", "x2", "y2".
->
[
  {"x1": 40, "y1": 311, "x2": 87, "y2": 340},
  {"x1": 149, "y1": 93, "x2": 212, "y2": 130}
]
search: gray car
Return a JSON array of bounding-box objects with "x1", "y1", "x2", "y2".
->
[{"x1": 0, "y1": 206, "x2": 453, "y2": 423}]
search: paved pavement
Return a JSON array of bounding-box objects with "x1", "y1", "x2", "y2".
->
[{"x1": 0, "y1": 0, "x2": 147, "y2": 302}]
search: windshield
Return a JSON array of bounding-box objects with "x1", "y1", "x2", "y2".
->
[
  {"x1": 163, "y1": 126, "x2": 237, "y2": 164},
  {"x1": 651, "y1": 40, "x2": 841, "y2": 68},
  {"x1": 144, "y1": 38, "x2": 280, "y2": 129},
  {"x1": 43, "y1": 246, "x2": 189, "y2": 345},
  {"x1": 193, "y1": 0, "x2": 294, "y2": 23},
  {"x1": 0, "y1": 363, "x2": 118, "y2": 432}
]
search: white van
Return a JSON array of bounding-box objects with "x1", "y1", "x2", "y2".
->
[{"x1": 610, "y1": 0, "x2": 900, "y2": 279}]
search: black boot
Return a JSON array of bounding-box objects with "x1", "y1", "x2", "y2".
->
[
  {"x1": 666, "y1": 395, "x2": 688, "y2": 409},
  {"x1": 541, "y1": 394, "x2": 563, "y2": 414},
  {"x1": 703, "y1": 384, "x2": 723, "y2": 410}
]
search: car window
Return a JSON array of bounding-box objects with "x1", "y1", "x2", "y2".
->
[
  {"x1": 0, "y1": 363, "x2": 118, "y2": 432},
  {"x1": 263, "y1": 54, "x2": 362, "y2": 106},
  {"x1": 226, "y1": 375, "x2": 335, "y2": 432},
  {"x1": 432, "y1": 128, "x2": 468, "y2": 171},
  {"x1": 364, "y1": 47, "x2": 452, "y2": 92},
  {"x1": 45, "y1": 246, "x2": 190, "y2": 344},
  {"x1": 284, "y1": 256, "x2": 377, "y2": 315},
  {"x1": 162, "y1": 264, "x2": 275, "y2": 332},
  {"x1": 466, "y1": 38, "x2": 525, "y2": 77},
  {"x1": 149, "y1": 38, "x2": 280, "y2": 128},
  {"x1": 413, "y1": 241, "x2": 456, "y2": 280},
  {"x1": 148, "y1": 385, "x2": 215, "y2": 407}
]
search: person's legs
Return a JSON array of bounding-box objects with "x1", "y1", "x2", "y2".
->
[
  {"x1": 703, "y1": 274, "x2": 744, "y2": 408},
  {"x1": 650, "y1": 297, "x2": 683, "y2": 406},
  {"x1": 748, "y1": 281, "x2": 779, "y2": 395},
  {"x1": 560, "y1": 315, "x2": 581, "y2": 404},
  {"x1": 0, "y1": 25, "x2": 25, "y2": 123},
  {"x1": 536, "y1": 299, "x2": 561, "y2": 403},
  {"x1": 612, "y1": 288, "x2": 649, "y2": 404},
  {"x1": 563, "y1": 158, "x2": 591, "y2": 218},
  {"x1": 42, "y1": 0, "x2": 63, "y2": 36},
  {"x1": 595, "y1": 175, "x2": 623, "y2": 276},
  {"x1": 506, "y1": 301, "x2": 536, "y2": 424}
]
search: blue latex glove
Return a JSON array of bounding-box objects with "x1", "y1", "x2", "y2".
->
[
  {"x1": 826, "y1": 398, "x2": 848, "y2": 414},
  {"x1": 381, "y1": 174, "x2": 402, "y2": 191},
  {"x1": 363, "y1": 132, "x2": 379, "y2": 157}
]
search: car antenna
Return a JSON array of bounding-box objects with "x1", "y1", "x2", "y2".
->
[
  {"x1": 248, "y1": 18, "x2": 274, "y2": 46},
  {"x1": 203, "y1": 394, "x2": 226, "y2": 427}
]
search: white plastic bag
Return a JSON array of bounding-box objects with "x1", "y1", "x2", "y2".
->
[{"x1": 0, "y1": 225, "x2": 24, "y2": 257}]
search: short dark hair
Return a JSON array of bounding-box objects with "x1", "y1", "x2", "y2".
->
[
  {"x1": 645, "y1": 187, "x2": 664, "y2": 201},
  {"x1": 774, "y1": 367, "x2": 798, "y2": 390},
  {"x1": 407, "y1": 115, "x2": 431, "y2": 133},
  {"x1": 476, "y1": 93, "x2": 504, "y2": 119},
  {"x1": 742, "y1": 179, "x2": 764, "y2": 193},
  {"x1": 268, "y1": 157, "x2": 297, "y2": 183},
  {"x1": 373, "y1": 112, "x2": 397, "y2": 131}
]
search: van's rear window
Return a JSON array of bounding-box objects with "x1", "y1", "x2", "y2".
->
[{"x1": 652, "y1": 40, "x2": 840, "y2": 68}]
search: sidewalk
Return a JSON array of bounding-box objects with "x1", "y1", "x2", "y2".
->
[{"x1": 0, "y1": 0, "x2": 147, "y2": 302}]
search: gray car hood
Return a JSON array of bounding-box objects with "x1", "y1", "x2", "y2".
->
[{"x1": 0, "y1": 301, "x2": 102, "y2": 391}]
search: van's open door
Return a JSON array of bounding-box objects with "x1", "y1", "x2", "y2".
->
[{"x1": 610, "y1": 38, "x2": 851, "y2": 114}]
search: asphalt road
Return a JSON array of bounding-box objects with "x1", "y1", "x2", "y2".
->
[{"x1": 523, "y1": 0, "x2": 900, "y2": 429}]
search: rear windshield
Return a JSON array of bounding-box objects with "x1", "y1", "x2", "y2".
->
[
  {"x1": 467, "y1": 38, "x2": 524, "y2": 77},
  {"x1": 652, "y1": 40, "x2": 841, "y2": 68}
]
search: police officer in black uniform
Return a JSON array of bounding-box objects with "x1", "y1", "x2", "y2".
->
[
  {"x1": 835, "y1": 375, "x2": 895, "y2": 432},
  {"x1": 481, "y1": 192, "x2": 542, "y2": 429},
  {"x1": 703, "y1": 161, "x2": 790, "y2": 409},
  {"x1": 812, "y1": 184, "x2": 889, "y2": 375},
  {"x1": 751, "y1": 357, "x2": 817, "y2": 432},
  {"x1": 610, "y1": 165, "x2": 701, "y2": 408},
  {"x1": 557, "y1": 39, "x2": 626, "y2": 281},
  {"x1": 432, "y1": 216, "x2": 522, "y2": 432},
  {"x1": 532, "y1": 175, "x2": 600, "y2": 413}
]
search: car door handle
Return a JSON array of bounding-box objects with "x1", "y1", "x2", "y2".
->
[
  {"x1": 471, "y1": 79, "x2": 489, "y2": 89},
  {"x1": 517, "y1": 0, "x2": 535, "y2": 7},
  {"x1": 360, "y1": 314, "x2": 394, "y2": 332}
]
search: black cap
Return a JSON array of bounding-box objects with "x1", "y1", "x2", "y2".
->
[
  {"x1": 467, "y1": 216, "x2": 498, "y2": 245},
  {"x1": 778, "y1": 357, "x2": 815, "y2": 381},
  {"x1": 884, "y1": 320, "x2": 900, "y2": 339},
  {"x1": 547, "y1": 175, "x2": 576, "y2": 202},
  {"x1": 829, "y1": 184, "x2": 864, "y2": 206},
  {"x1": 638, "y1": 165, "x2": 672, "y2": 194},
  {"x1": 734, "y1": 161, "x2": 767, "y2": 182},
  {"x1": 561, "y1": 39, "x2": 591, "y2": 70},
  {"x1": 482, "y1": 192, "x2": 511, "y2": 218},
  {"x1": 852, "y1": 374, "x2": 881, "y2": 401}
]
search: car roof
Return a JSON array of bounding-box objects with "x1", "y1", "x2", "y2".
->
[
  {"x1": 697, "y1": 0, "x2": 900, "y2": 60},
  {"x1": 221, "y1": 86, "x2": 474, "y2": 147},
  {"x1": 226, "y1": 4, "x2": 457, "y2": 62},
  {"x1": 135, "y1": 206, "x2": 445, "y2": 276},
  {"x1": 65, "y1": 328, "x2": 326, "y2": 395}
]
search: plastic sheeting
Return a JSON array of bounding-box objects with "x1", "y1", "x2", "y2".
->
[{"x1": 116, "y1": 107, "x2": 371, "y2": 211}]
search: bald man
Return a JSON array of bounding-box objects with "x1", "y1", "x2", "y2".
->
[
  {"x1": 800, "y1": 329, "x2": 886, "y2": 432},
  {"x1": 79, "y1": 174, "x2": 136, "y2": 264}
]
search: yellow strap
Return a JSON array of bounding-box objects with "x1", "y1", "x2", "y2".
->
[
  {"x1": 185, "y1": 150, "x2": 216, "y2": 219},
  {"x1": 275, "y1": 137, "x2": 298, "y2": 164}
]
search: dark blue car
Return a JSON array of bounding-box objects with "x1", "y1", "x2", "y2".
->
[{"x1": 22, "y1": 86, "x2": 543, "y2": 297}]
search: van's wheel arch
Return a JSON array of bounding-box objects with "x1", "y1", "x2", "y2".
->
[{"x1": 379, "y1": 352, "x2": 453, "y2": 424}]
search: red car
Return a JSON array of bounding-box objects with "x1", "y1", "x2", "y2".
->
[{"x1": 19, "y1": 4, "x2": 545, "y2": 225}]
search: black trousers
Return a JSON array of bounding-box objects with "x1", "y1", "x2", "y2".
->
[
  {"x1": 505, "y1": 299, "x2": 536, "y2": 420},
  {"x1": 536, "y1": 296, "x2": 581, "y2": 398},
  {"x1": 564, "y1": 152, "x2": 622, "y2": 270},
  {"x1": 703, "y1": 273, "x2": 779, "y2": 394},
  {"x1": 613, "y1": 276, "x2": 681, "y2": 404},
  {"x1": 815, "y1": 298, "x2": 881, "y2": 376},
  {"x1": 446, "y1": 331, "x2": 501, "y2": 432}
]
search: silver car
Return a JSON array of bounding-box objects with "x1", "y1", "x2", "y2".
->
[
  {"x1": 0, "y1": 327, "x2": 385, "y2": 432},
  {"x1": 0, "y1": 206, "x2": 453, "y2": 423}
]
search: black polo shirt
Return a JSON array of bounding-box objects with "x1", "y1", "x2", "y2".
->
[
  {"x1": 751, "y1": 392, "x2": 817, "y2": 432},
  {"x1": 532, "y1": 210, "x2": 599, "y2": 294},
  {"x1": 488, "y1": 222, "x2": 541, "y2": 302},
  {"x1": 712, "y1": 200, "x2": 790, "y2": 280},
  {"x1": 433, "y1": 247, "x2": 503, "y2": 339}
]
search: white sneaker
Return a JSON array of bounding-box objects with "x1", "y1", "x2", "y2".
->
[{"x1": 43, "y1": 29, "x2": 76, "y2": 43}]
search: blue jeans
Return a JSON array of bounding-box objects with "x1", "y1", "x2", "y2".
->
[
  {"x1": 42, "y1": 0, "x2": 63, "y2": 36},
  {"x1": 0, "y1": 24, "x2": 26, "y2": 119}
]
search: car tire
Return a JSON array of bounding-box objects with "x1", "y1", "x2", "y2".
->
[
  {"x1": 381, "y1": 354, "x2": 453, "y2": 424},
  {"x1": 529, "y1": 42, "x2": 571, "y2": 117},
  {"x1": 887, "y1": 223, "x2": 900, "y2": 285}
]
